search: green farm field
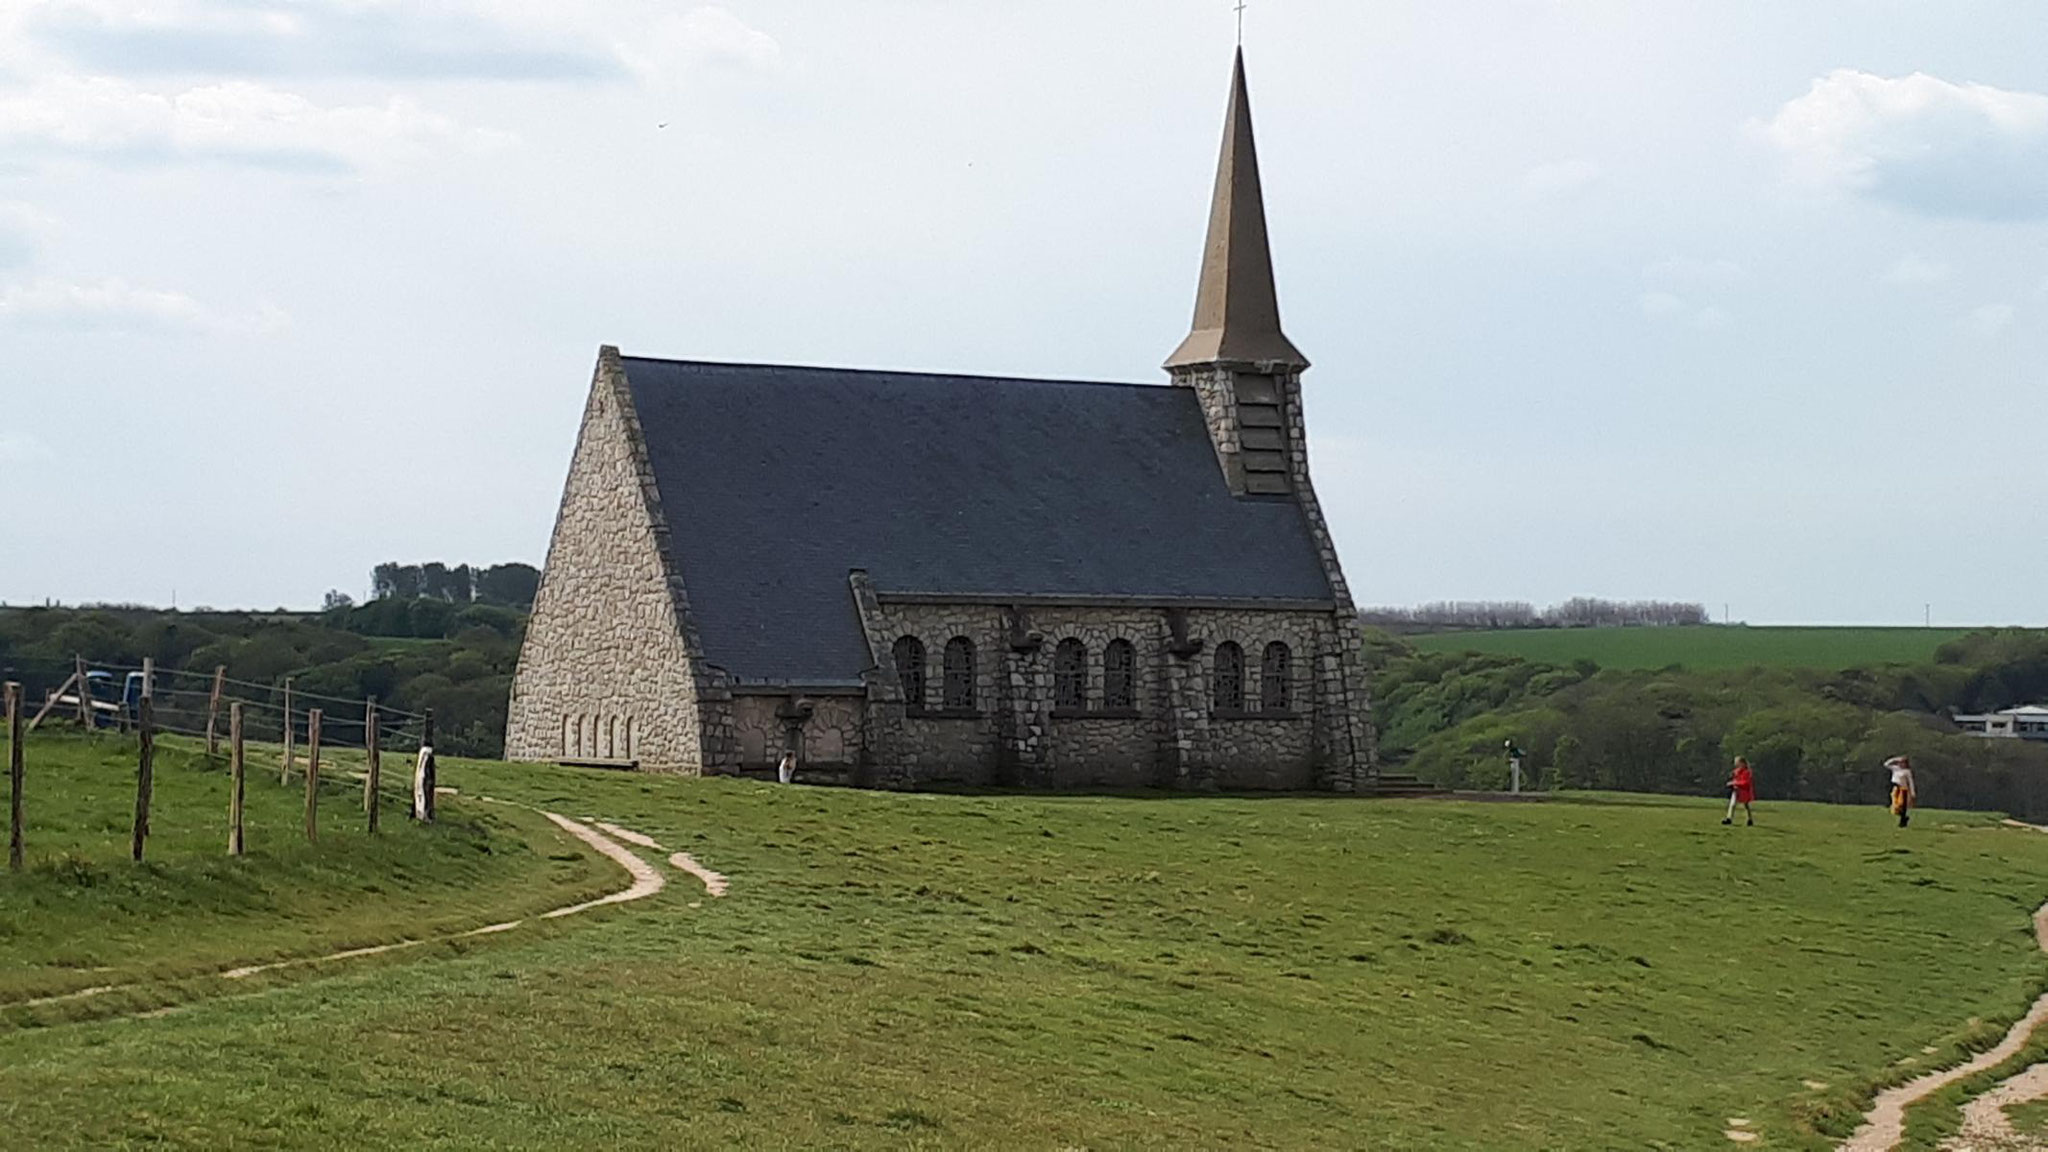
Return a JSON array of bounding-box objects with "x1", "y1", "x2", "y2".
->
[
  {"x1": 4, "y1": 731, "x2": 2048, "y2": 1148},
  {"x1": 1408, "y1": 625, "x2": 1984, "y2": 671}
]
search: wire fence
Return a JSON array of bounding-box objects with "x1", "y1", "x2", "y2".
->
[
  {"x1": 0, "y1": 656, "x2": 431, "y2": 756},
  {"x1": 0, "y1": 659, "x2": 442, "y2": 869}
]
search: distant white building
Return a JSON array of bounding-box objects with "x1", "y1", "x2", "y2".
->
[{"x1": 1953, "y1": 705, "x2": 2048, "y2": 741}]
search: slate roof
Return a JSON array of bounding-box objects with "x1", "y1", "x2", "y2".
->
[{"x1": 620, "y1": 357, "x2": 1335, "y2": 685}]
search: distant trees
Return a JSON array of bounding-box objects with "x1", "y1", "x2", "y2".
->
[
  {"x1": 370, "y1": 562, "x2": 540, "y2": 610},
  {"x1": 1543, "y1": 598, "x2": 1708, "y2": 629},
  {"x1": 1360, "y1": 601, "x2": 1538, "y2": 630},
  {"x1": 0, "y1": 604, "x2": 529, "y2": 759},
  {"x1": 474, "y1": 563, "x2": 541, "y2": 609},
  {"x1": 1372, "y1": 626, "x2": 2048, "y2": 822},
  {"x1": 1360, "y1": 598, "x2": 1708, "y2": 631}
]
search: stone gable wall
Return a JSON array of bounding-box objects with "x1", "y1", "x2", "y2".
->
[{"x1": 504, "y1": 350, "x2": 709, "y2": 774}]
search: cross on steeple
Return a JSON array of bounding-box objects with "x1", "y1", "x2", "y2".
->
[{"x1": 1235, "y1": 0, "x2": 1248, "y2": 45}]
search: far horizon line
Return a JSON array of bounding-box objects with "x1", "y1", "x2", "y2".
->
[{"x1": 0, "y1": 600, "x2": 2040, "y2": 632}]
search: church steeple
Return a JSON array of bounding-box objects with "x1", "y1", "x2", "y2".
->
[{"x1": 1165, "y1": 47, "x2": 1308, "y2": 372}]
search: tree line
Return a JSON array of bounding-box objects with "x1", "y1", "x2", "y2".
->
[
  {"x1": 350, "y1": 562, "x2": 540, "y2": 610},
  {"x1": 1360, "y1": 598, "x2": 1709, "y2": 631},
  {"x1": 0, "y1": 602, "x2": 524, "y2": 759},
  {"x1": 1372, "y1": 628, "x2": 2048, "y2": 821}
]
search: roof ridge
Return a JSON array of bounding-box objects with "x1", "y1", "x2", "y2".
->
[{"x1": 617, "y1": 354, "x2": 1167, "y2": 392}]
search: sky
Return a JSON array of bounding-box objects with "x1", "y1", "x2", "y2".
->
[{"x1": 0, "y1": 0, "x2": 2044, "y2": 626}]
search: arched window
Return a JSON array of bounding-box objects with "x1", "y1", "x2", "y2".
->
[
  {"x1": 1054, "y1": 639, "x2": 1087, "y2": 711},
  {"x1": 1212, "y1": 641, "x2": 1245, "y2": 713},
  {"x1": 892, "y1": 636, "x2": 926, "y2": 711},
  {"x1": 943, "y1": 636, "x2": 976, "y2": 710},
  {"x1": 1261, "y1": 641, "x2": 1292, "y2": 712},
  {"x1": 1104, "y1": 639, "x2": 1137, "y2": 711}
]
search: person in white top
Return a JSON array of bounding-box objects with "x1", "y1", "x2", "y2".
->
[
  {"x1": 776, "y1": 749, "x2": 797, "y2": 785},
  {"x1": 1885, "y1": 756, "x2": 1916, "y2": 829}
]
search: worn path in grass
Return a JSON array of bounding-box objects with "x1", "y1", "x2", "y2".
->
[
  {"x1": 0, "y1": 732, "x2": 644, "y2": 1023},
  {"x1": 10, "y1": 812, "x2": 669, "y2": 1014},
  {"x1": 1921, "y1": 829, "x2": 2048, "y2": 1152},
  {"x1": 4, "y1": 760, "x2": 2046, "y2": 1149},
  {"x1": 1841, "y1": 903, "x2": 2048, "y2": 1151}
]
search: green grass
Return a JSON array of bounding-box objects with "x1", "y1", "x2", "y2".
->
[
  {"x1": 1409, "y1": 625, "x2": 1982, "y2": 670},
  {"x1": 0, "y1": 729, "x2": 613, "y2": 1010},
  {"x1": 3, "y1": 752, "x2": 2048, "y2": 1148}
]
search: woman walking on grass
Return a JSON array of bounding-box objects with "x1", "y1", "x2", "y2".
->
[
  {"x1": 1886, "y1": 756, "x2": 1916, "y2": 828},
  {"x1": 1723, "y1": 756, "x2": 1756, "y2": 826}
]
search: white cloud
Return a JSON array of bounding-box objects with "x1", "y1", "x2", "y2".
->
[
  {"x1": 1646, "y1": 257, "x2": 1746, "y2": 290},
  {"x1": 0, "y1": 75, "x2": 512, "y2": 172},
  {"x1": 0, "y1": 433, "x2": 56, "y2": 465},
  {"x1": 1642, "y1": 259, "x2": 1742, "y2": 329},
  {"x1": 23, "y1": 0, "x2": 622, "y2": 82},
  {"x1": 6, "y1": 2, "x2": 784, "y2": 94},
  {"x1": 1964, "y1": 302, "x2": 2015, "y2": 337},
  {"x1": 1757, "y1": 69, "x2": 2048, "y2": 220},
  {"x1": 1641, "y1": 291, "x2": 1729, "y2": 329},
  {"x1": 1882, "y1": 254, "x2": 1951, "y2": 286},
  {"x1": 1640, "y1": 291, "x2": 1686, "y2": 319},
  {"x1": 0, "y1": 201, "x2": 56, "y2": 267},
  {"x1": 1522, "y1": 158, "x2": 1602, "y2": 196},
  {"x1": 0, "y1": 276, "x2": 288, "y2": 333},
  {"x1": 618, "y1": 6, "x2": 785, "y2": 87}
]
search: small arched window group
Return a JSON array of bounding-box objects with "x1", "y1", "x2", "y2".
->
[
  {"x1": 893, "y1": 634, "x2": 978, "y2": 712},
  {"x1": 1049, "y1": 637, "x2": 1139, "y2": 714},
  {"x1": 1213, "y1": 640, "x2": 1293, "y2": 715},
  {"x1": 564, "y1": 713, "x2": 635, "y2": 759}
]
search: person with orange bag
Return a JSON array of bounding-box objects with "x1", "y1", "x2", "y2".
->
[
  {"x1": 1886, "y1": 756, "x2": 1917, "y2": 828},
  {"x1": 1723, "y1": 756, "x2": 1756, "y2": 826}
]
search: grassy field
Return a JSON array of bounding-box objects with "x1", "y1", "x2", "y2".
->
[
  {"x1": 2, "y1": 741, "x2": 2047, "y2": 1148},
  {"x1": 0, "y1": 730, "x2": 613, "y2": 1010},
  {"x1": 1408, "y1": 625, "x2": 1982, "y2": 670}
]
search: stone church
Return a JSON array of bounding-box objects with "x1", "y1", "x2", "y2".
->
[{"x1": 505, "y1": 50, "x2": 1378, "y2": 791}]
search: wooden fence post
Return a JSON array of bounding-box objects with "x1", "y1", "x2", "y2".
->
[
  {"x1": 205, "y1": 665, "x2": 225, "y2": 756},
  {"x1": 413, "y1": 708, "x2": 437, "y2": 823},
  {"x1": 281, "y1": 677, "x2": 295, "y2": 784},
  {"x1": 304, "y1": 708, "x2": 321, "y2": 844},
  {"x1": 364, "y1": 699, "x2": 381, "y2": 833},
  {"x1": 6, "y1": 682, "x2": 22, "y2": 871},
  {"x1": 131, "y1": 696, "x2": 154, "y2": 862},
  {"x1": 228, "y1": 702, "x2": 246, "y2": 857},
  {"x1": 74, "y1": 655, "x2": 89, "y2": 727}
]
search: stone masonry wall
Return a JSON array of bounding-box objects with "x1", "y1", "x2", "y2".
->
[
  {"x1": 731, "y1": 694, "x2": 863, "y2": 770},
  {"x1": 1170, "y1": 361, "x2": 1379, "y2": 790},
  {"x1": 871, "y1": 601, "x2": 1330, "y2": 790},
  {"x1": 504, "y1": 349, "x2": 712, "y2": 775},
  {"x1": 1271, "y1": 369, "x2": 1379, "y2": 785}
]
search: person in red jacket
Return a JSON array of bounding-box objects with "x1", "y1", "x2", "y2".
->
[{"x1": 1723, "y1": 756, "x2": 1756, "y2": 826}]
